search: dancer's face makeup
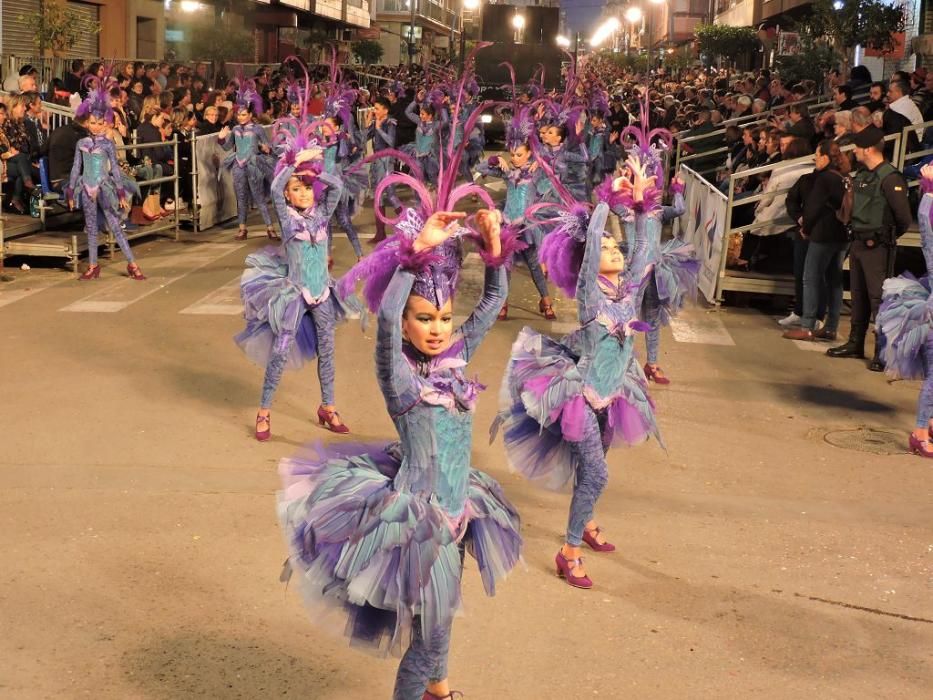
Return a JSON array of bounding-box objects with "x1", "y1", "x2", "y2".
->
[
  {"x1": 510, "y1": 145, "x2": 531, "y2": 168},
  {"x1": 402, "y1": 295, "x2": 454, "y2": 356},
  {"x1": 290, "y1": 103, "x2": 301, "y2": 117},
  {"x1": 284, "y1": 176, "x2": 315, "y2": 210},
  {"x1": 88, "y1": 115, "x2": 108, "y2": 136},
  {"x1": 599, "y1": 236, "x2": 625, "y2": 275},
  {"x1": 373, "y1": 103, "x2": 388, "y2": 120},
  {"x1": 236, "y1": 109, "x2": 251, "y2": 125}
]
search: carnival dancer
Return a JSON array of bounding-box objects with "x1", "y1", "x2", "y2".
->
[
  {"x1": 235, "y1": 127, "x2": 355, "y2": 440},
  {"x1": 67, "y1": 75, "x2": 144, "y2": 280},
  {"x1": 876, "y1": 164, "x2": 933, "y2": 458},
  {"x1": 364, "y1": 96, "x2": 405, "y2": 244},
  {"x1": 535, "y1": 56, "x2": 589, "y2": 201},
  {"x1": 585, "y1": 93, "x2": 611, "y2": 192},
  {"x1": 218, "y1": 77, "x2": 277, "y2": 241},
  {"x1": 493, "y1": 156, "x2": 661, "y2": 590},
  {"x1": 613, "y1": 98, "x2": 697, "y2": 384},
  {"x1": 477, "y1": 100, "x2": 556, "y2": 321},
  {"x1": 404, "y1": 89, "x2": 445, "y2": 186}
]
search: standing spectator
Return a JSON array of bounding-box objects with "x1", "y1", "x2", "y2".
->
[
  {"x1": 156, "y1": 62, "x2": 170, "y2": 90},
  {"x1": 827, "y1": 126, "x2": 911, "y2": 369},
  {"x1": 783, "y1": 140, "x2": 852, "y2": 341},
  {"x1": 64, "y1": 60, "x2": 85, "y2": 96}
]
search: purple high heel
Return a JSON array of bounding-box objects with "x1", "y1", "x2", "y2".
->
[
  {"x1": 582, "y1": 527, "x2": 616, "y2": 553},
  {"x1": 908, "y1": 433, "x2": 933, "y2": 458},
  {"x1": 555, "y1": 550, "x2": 593, "y2": 589}
]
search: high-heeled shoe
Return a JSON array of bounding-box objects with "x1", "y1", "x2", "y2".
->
[
  {"x1": 255, "y1": 412, "x2": 271, "y2": 442},
  {"x1": 142, "y1": 210, "x2": 162, "y2": 222},
  {"x1": 235, "y1": 228, "x2": 248, "y2": 241},
  {"x1": 497, "y1": 303, "x2": 508, "y2": 321},
  {"x1": 539, "y1": 298, "x2": 557, "y2": 321},
  {"x1": 79, "y1": 264, "x2": 101, "y2": 280},
  {"x1": 908, "y1": 433, "x2": 933, "y2": 458},
  {"x1": 317, "y1": 406, "x2": 350, "y2": 434},
  {"x1": 582, "y1": 527, "x2": 616, "y2": 553},
  {"x1": 555, "y1": 550, "x2": 593, "y2": 589},
  {"x1": 422, "y1": 691, "x2": 463, "y2": 700},
  {"x1": 127, "y1": 263, "x2": 146, "y2": 280},
  {"x1": 266, "y1": 226, "x2": 279, "y2": 240},
  {"x1": 644, "y1": 363, "x2": 671, "y2": 385}
]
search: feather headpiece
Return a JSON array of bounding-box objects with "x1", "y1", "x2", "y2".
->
[
  {"x1": 75, "y1": 63, "x2": 117, "y2": 123},
  {"x1": 273, "y1": 57, "x2": 329, "y2": 195},
  {"x1": 233, "y1": 69, "x2": 264, "y2": 115},
  {"x1": 620, "y1": 90, "x2": 673, "y2": 186}
]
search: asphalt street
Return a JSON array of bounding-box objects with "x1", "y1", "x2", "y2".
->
[{"x1": 1, "y1": 209, "x2": 931, "y2": 699}]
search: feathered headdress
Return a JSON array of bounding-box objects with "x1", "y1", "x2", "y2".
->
[
  {"x1": 339, "y1": 43, "x2": 525, "y2": 311},
  {"x1": 498, "y1": 62, "x2": 535, "y2": 151},
  {"x1": 233, "y1": 70, "x2": 264, "y2": 115},
  {"x1": 620, "y1": 90, "x2": 673, "y2": 186},
  {"x1": 75, "y1": 63, "x2": 117, "y2": 123},
  {"x1": 323, "y1": 46, "x2": 357, "y2": 130}
]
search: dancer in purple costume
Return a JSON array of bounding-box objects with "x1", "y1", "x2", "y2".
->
[
  {"x1": 278, "y1": 51, "x2": 521, "y2": 700},
  {"x1": 364, "y1": 97, "x2": 405, "y2": 244},
  {"x1": 403, "y1": 90, "x2": 445, "y2": 186},
  {"x1": 235, "y1": 123, "x2": 356, "y2": 440},
  {"x1": 218, "y1": 77, "x2": 277, "y2": 241},
  {"x1": 876, "y1": 164, "x2": 933, "y2": 458},
  {"x1": 493, "y1": 156, "x2": 662, "y2": 590},
  {"x1": 67, "y1": 74, "x2": 145, "y2": 281}
]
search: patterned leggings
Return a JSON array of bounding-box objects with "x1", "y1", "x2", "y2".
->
[
  {"x1": 643, "y1": 275, "x2": 661, "y2": 365},
  {"x1": 328, "y1": 201, "x2": 363, "y2": 258},
  {"x1": 566, "y1": 406, "x2": 609, "y2": 546},
  {"x1": 233, "y1": 166, "x2": 272, "y2": 227},
  {"x1": 917, "y1": 335, "x2": 933, "y2": 429},
  {"x1": 85, "y1": 198, "x2": 133, "y2": 265},
  {"x1": 509, "y1": 245, "x2": 549, "y2": 299},
  {"x1": 259, "y1": 300, "x2": 336, "y2": 408},
  {"x1": 393, "y1": 620, "x2": 453, "y2": 700}
]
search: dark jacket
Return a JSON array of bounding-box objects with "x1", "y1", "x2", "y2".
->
[
  {"x1": 47, "y1": 121, "x2": 89, "y2": 182},
  {"x1": 137, "y1": 121, "x2": 174, "y2": 174},
  {"x1": 788, "y1": 168, "x2": 848, "y2": 245}
]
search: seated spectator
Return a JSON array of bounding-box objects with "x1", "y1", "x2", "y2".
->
[
  {"x1": 1, "y1": 94, "x2": 37, "y2": 213},
  {"x1": 865, "y1": 82, "x2": 886, "y2": 113},
  {"x1": 46, "y1": 113, "x2": 88, "y2": 188},
  {"x1": 64, "y1": 59, "x2": 85, "y2": 95},
  {"x1": 833, "y1": 110, "x2": 854, "y2": 144},
  {"x1": 883, "y1": 80, "x2": 922, "y2": 156},
  {"x1": 834, "y1": 85, "x2": 858, "y2": 111},
  {"x1": 197, "y1": 105, "x2": 222, "y2": 134},
  {"x1": 137, "y1": 105, "x2": 174, "y2": 219}
]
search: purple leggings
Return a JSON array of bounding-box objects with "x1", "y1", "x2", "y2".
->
[
  {"x1": 233, "y1": 166, "x2": 272, "y2": 227},
  {"x1": 917, "y1": 335, "x2": 933, "y2": 429},
  {"x1": 566, "y1": 406, "x2": 609, "y2": 546},
  {"x1": 85, "y1": 199, "x2": 133, "y2": 265}
]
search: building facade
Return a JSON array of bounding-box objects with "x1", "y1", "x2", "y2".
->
[{"x1": 369, "y1": 0, "x2": 464, "y2": 66}]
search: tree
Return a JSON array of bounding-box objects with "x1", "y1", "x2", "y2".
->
[
  {"x1": 19, "y1": 0, "x2": 101, "y2": 56},
  {"x1": 694, "y1": 24, "x2": 760, "y2": 67},
  {"x1": 351, "y1": 39, "x2": 385, "y2": 66},
  {"x1": 662, "y1": 46, "x2": 695, "y2": 75},
  {"x1": 799, "y1": 0, "x2": 906, "y2": 77},
  {"x1": 774, "y1": 40, "x2": 838, "y2": 87},
  {"x1": 189, "y1": 22, "x2": 255, "y2": 63},
  {"x1": 303, "y1": 27, "x2": 333, "y2": 64}
]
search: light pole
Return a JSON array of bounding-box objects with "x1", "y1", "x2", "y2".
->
[
  {"x1": 512, "y1": 12, "x2": 526, "y2": 44},
  {"x1": 459, "y1": 0, "x2": 480, "y2": 70},
  {"x1": 408, "y1": 0, "x2": 417, "y2": 66},
  {"x1": 623, "y1": 6, "x2": 642, "y2": 57}
]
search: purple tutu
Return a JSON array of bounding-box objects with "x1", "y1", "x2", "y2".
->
[
  {"x1": 494, "y1": 327, "x2": 659, "y2": 491},
  {"x1": 651, "y1": 239, "x2": 700, "y2": 325},
  {"x1": 278, "y1": 441, "x2": 522, "y2": 657},
  {"x1": 876, "y1": 273, "x2": 933, "y2": 380}
]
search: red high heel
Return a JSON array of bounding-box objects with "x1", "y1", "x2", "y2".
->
[
  {"x1": 127, "y1": 263, "x2": 146, "y2": 280},
  {"x1": 582, "y1": 527, "x2": 616, "y2": 553},
  {"x1": 422, "y1": 691, "x2": 463, "y2": 700},
  {"x1": 79, "y1": 264, "x2": 101, "y2": 280},
  {"x1": 644, "y1": 363, "x2": 670, "y2": 385},
  {"x1": 266, "y1": 226, "x2": 279, "y2": 240},
  {"x1": 255, "y1": 412, "x2": 271, "y2": 442},
  {"x1": 142, "y1": 211, "x2": 161, "y2": 222},
  {"x1": 497, "y1": 303, "x2": 508, "y2": 321},
  {"x1": 555, "y1": 550, "x2": 593, "y2": 589},
  {"x1": 539, "y1": 298, "x2": 557, "y2": 320},
  {"x1": 317, "y1": 406, "x2": 350, "y2": 434},
  {"x1": 235, "y1": 227, "x2": 248, "y2": 241},
  {"x1": 908, "y1": 433, "x2": 933, "y2": 458}
]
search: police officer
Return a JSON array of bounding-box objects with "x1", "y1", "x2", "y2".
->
[{"x1": 827, "y1": 126, "x2": 912, "y2": 370}]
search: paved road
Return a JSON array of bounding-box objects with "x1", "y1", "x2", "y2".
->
[{"x1": 1, "y1": 210, "x2": 931, "y2": 699}]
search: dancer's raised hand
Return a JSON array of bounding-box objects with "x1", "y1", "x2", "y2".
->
[
  {"x1": 414, "y1": 211, "x2": 466, "y2": 252},
  {"x1": 475, "y1": 209, "x2": 503, "y2": 259}
]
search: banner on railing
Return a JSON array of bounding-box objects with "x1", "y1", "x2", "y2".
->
[
  {"x1": 193, "y1": 133, "x2": 237, "y2": 231},
  {"x1": 679, "y1": 166, "x2": 727, "y2": 304}
]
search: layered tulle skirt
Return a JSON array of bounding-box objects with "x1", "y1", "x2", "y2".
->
[
  {"x1": 234, "y1": 246, "x2": 356, "y2": 370},
  {"x1": 493, "y1": 327, "x2": 659, "y2": 491},
  {"x1": 876, "y1": 273, "x2": 933, "y2": 380},
  {"x1": 278, "y1": 441, "x2": 522, "y2": 656},
  {"x1": 649, "y1": 239, "x2": 701, "y2": 326}
]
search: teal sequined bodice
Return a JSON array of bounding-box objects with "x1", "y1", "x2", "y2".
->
[
  {"x1": 324, "y1": 145, "x2": 337, "y2": 172},
  {"x1": 82, "y1": 149, "x2": 106, "y2": 184},
  {"x1": 504, "y1": 180, "x2": 531, "y2": 224},
  {"x1": 415, "y1": 128, "x2": 435, "y2": 156},
  {"x1": 286, "y1": 237, "x2": 328, "y2": 299},
  {"x1": 235, "y1": 128, "x2": 256, "y2": 164}
]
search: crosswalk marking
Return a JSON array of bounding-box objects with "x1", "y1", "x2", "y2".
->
[
  {"x1": 179, "y1": 276, "x2": 243, "y2": 315},
  {"x1": 670, "y1": 311, "x2": 735, "y2": 346},
  {"x1": 60, "y1": 243, "x2": 243, "y2": 313},
  {"x1": 0, "y1": 280, "x2": 61, "y2": 309}
]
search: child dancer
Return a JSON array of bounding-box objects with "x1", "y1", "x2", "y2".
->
[
  {"x1": 67, "y1": 76, "x2": 144, "y2": 280},
  {"x1": 364, "y1": 96, "x2": 404, "y2": 244},
  {"x1": 476, "y1": 105, "x2": 556, "y2": 321},
  {"x1": 321, "y1": 113, "x2": 367, "y2": 259},
  {"x1": 877, "y1": 164, "x2": 933, "y2": 458},
  {"x1": 404, "y1": 90, "x2": 444, "y2": 186},
  {"x1": 494, "y1": 156, "x2": 661, "y2": 589},
  {"x1": 235, "y1": 127, "x2": 354, "y2": 440},
  {"x1": 218, "y1": 78, "x2": 276, "y2": 241}
]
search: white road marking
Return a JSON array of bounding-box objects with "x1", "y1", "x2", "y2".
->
[
  {"x1": 0, "y1": 280, "x2": 62, "y2": 309},
  {"x1": 60, "y1": 244, "x2": 243, "y2": 313},
  {"x1": 669, "y1": 311, "x2": 735, "y2": 346},
  {"x1": 792, "y1": 339, "x2": 831, "y2": 353},
  {"x1": 179, "y1": 276, "x2": 243, "y2": 316}
]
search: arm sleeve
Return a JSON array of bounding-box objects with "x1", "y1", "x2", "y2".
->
[
  {"x1": 785, "y1": 175, "x2": 806, "y2": 223},
  {"x1": 375, "y1": 121, "x2": 396, "y2": 148},
  {"x1": 375, "y1": 269, "x2": 420, "y2": 415},
  {"x1": 918, "y1": 194, "x2": 933, "y2": 275},
  {"x1": 577, "y1": 203, "x2": 610, "y2": 324},
  {"x1": 456, "y1": 265, "x2": 508, "y2": 363},
  {"x1": 883, "y1": 173, "x2": 913, "y2": 237},
  {"x1": 217, "y1": 130, "x2": 234, "y2": 151},
  {"x1": 662, "y1": 190, "x2": 686, "y2": 224},
  {"x1": 801, "y1": 175, "x2": 829, "y2": 235},
  {"x1": 106, "y1": 140, "x2": 127, "y2": 198},
  {"x1": 271, "y1": 163, "x2": 294, "y2": 238},
  {"x1": 405, "y1": 101, "x2": 421, "y2": 126},
  {"x1": 66, "y1": 139, "x2": 84, "y2": 198}
]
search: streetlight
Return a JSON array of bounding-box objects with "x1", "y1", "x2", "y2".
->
[
  {"x1": 623, "y1": 6, "x2": 642, "y2": 57},
  {"x1": 512, "y1": 12, "x2": 525, "y2": 43},
  {"x1": 459, "y1": 0, "x2": 480, "y2": 70},
  {"x1": 648, "y1": 0, "x2": 666, "y2": 69},
  {"x1": 556, "y1": 34, "x2": 571, "y2": 48},
  {"x1": 590, "y1": 16, "x2": 620, "y2": 48}
]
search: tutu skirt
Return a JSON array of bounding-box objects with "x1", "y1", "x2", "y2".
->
[
  {"x1": 278, "y1": 441, "x2": 522, "y2": 656},
  {"x1": 877, "y1": 273, "x2": 933, "y2": 380},
  {"x1": 651, "y1": 239, "x2": 701, "y2": 326}
]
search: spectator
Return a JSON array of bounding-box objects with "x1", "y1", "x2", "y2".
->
[
  {"x1": 17, "y1": 68, "x2": 38, "y2": 95},
  {"x1": 865, "y1": 82, "x2": 886, "y2": 113},
  {"x1": 752, "y1": 98, "x2": 767, "y2": 115},
  {"x1": 769, "y1": 78, "x2": 787, "y2": 109},
  {"x1": 827, "y1": 126, "x2": 911, "y2": 369},
  {"x1": 885, "y1": 79, "x2": 923, "y2": 141},
  {"x1": 197, "y1": 105, "x2": 222, "y2": 134},
  {"x1": 1, "y1": 94, "x2": 37, "y2": 212},
  {"x1": 912, "y1": 68, "x2": 932, "y2": 112},
  {"x1": 157, "y1": 62, "x2": 170, "y2": 90},
  {"x1": 23, "y1": 92, "x2": 47, "y2": 162},
  {"x1": 834, "y1": 85, "x2": 857, "y2": 111},
  {"x1": 850, "y1": 106, "x2": 872, "y2": 134},
  {"x1": 64, "y1": 59, "x2": 85, "y2": 95},
  {"x1": 848, "y1": 65, "x2": 873, "y2": 100},
  {"x1": 137, "y1": 107, "x2": 173, "y2": 220},
  {"x1": 128, "y1": 80, "x2": 145, "y2": 120},
  {"x1": 833, "y1": 110, "x2": 854, "y2": 144},
  {"x1": 46, "y1": 113, "x2": 88, "y2": 186},
  {"x1": 784, "y1": 103, "x2": 816, "y2": 145}
]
